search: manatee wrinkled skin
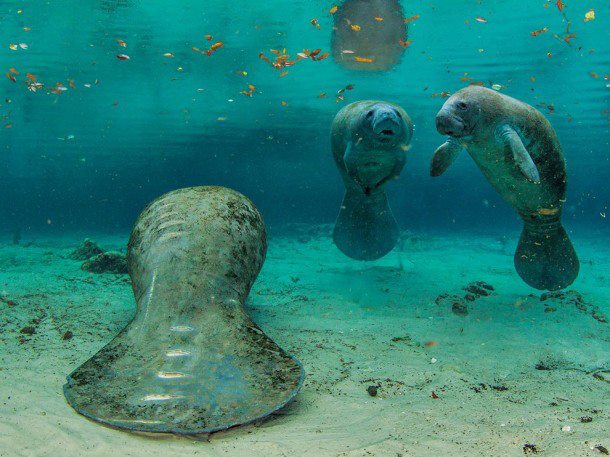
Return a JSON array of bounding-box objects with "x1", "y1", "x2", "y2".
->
[
  {"x1": 332, "y1": 100, "x2": 413, "y2": 260},
  {"x1": 432, "y1": 85, "x2": 579, "y2": 290},
  {"x1": 64, "y1": 186, "x2": 304, "y2": 434}
]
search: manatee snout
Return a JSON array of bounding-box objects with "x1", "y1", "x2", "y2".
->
[
  {"x1": 436, "y1": 109, "x2": 465, "y2": 137},
  {"x1": 371, "y1": 106, "x2": 401, "y2": 140}
]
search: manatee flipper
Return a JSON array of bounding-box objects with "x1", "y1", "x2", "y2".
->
[
  {"x1": 496, "y1": 124, "x2": 541, "y2": 184},
  {"x1": 514, "y1": 221, "x2": 579, "y2": 290},
  {"x1": 333, "y1": 190, "x2": 399, "y2": 261},
  {"x1": 430, "y1": 138, "x2": 462, "y2": 177},
  {"x1": 343, "y1": 141, "x2": 368, "y2": 194}
]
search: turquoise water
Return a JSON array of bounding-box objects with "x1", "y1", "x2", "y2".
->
[
  {"x1": 0, "y1": 0, "x2": 607, "y2": 232},
  {"x1": 1, "y1": 1, "x2": 609, "y2": 455}
]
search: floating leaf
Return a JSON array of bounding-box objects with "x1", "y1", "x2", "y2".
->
[
  {"x1": 329, "y1": 5, "x2": 338, "y2": 14},
  {"x1": 475, "y1": 17, "x2": 487, "y2": 23},
  {"x1": 374, "y1": 17, "x2": 383, "y2": 22},
  {"x1": 584, "y1": 9, "x2": 595, "y2": 22},
  {"x1": 399, "y1": 39, "x2": 412, "y2": 48},
  {"x1": 530, "y1": 27, "x2": 548, "y2": 36},
  {"x1": 350, "y1": 24, "x2": 361, "y2": 31},
  {"x1": 9, "y1": 44, "x2": 18, "y2": 50},
  {"x1": 556, "y1": 0, "x2": 564, "y2": 12},
  {"x1": 18, "y1": 43, "x2": 28, "y2": 49},
  {"x1": 310, "y1": 18, "x2": 320, "y2": 29},
  {"x1": 163, "y1": 52, "x2": 174, "y2": 57},
  {"x1": 116, "y1": 54, "x2": 130, "y2": 60},
  {"x1": 117, "y1": 39, "x2": 127, "y2": 47},
  {"x1": 5, "y1": 72, "x2": 16, "y2": 82},
  {"x1": 563, "y1": 33, "x2": 577, "y2": 43},
  {"x1": 404, "y1": 14, "x2": 420, "y2": 23},
  {"x1": 354, "y1": 56, "x2": 373, "y2": 63},
  {"x1": 210, "y1": 41, "x2": 223, "y2": 51},
  {"x1": 8, "y1": 68, "x2": 18, "y2": 75},
  {"x1": 205, "y1": 35, "x2": 213, "y2": 41}
]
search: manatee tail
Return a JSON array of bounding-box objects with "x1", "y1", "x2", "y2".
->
[
  {"x1": 514, "y1": 221, "x2": 579, "y2": 291},
  {"x1": 333, "y1": 190, "x2": 399, "y2": 261}
]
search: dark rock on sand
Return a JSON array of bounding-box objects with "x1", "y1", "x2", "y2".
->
[
  {"x1": 70, "y1": 239, "x2": 104, "y2": 260},
  {"x1": 81, "y1": 252, "x2": 128, "y2": 274}
]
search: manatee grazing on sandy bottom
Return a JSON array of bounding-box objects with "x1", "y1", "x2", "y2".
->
[
  {"x1": 332, "y1": 100, "x2": 413, "y2": 260},
  {"x1": 64, "y1": 186, "x2": 304, "y2": 434},
  {"x1": 431, "y1": 85, "x2": 579, "y2": 291},
  {"x1": 332, "y1": 0, "x2": 406, "y2": 71}
]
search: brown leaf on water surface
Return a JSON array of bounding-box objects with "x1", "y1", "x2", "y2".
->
[{"x1": 530, "y1": 27, "x2": 548, "y2": 36}]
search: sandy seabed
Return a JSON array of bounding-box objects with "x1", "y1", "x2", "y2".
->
[{"x1": 0, "y1": 225, "x2": 608, "y2": 457}]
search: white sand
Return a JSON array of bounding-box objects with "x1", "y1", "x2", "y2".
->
[{"x1": 0, "y1": 227, "x2": 608, "y2": 456}]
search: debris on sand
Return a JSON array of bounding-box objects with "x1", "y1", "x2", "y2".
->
[
  {"x1": 540, "y1": 290, "x2": 607, "y2": 324},
  {"x1": 436, "y1": 281, "x2": 495, "y2": 316},
  {"x1": 523, "y1": 443, "x2": 538, "y2": 454},
  {"x1": 463, "y1": 281, "x2": 494, "y2": 298},
  {"x1": 436, "y1": 293, "x2": 468, "y2": 316},
  {"x1": 70, "y1": 239, "x2": 104, "y2": 260},
  {"x1": 19, "y1": 326, "x2": 35, "y2": 335},
  {"x1": 81, "y1": 252, "x2": 127, "y2": 274}
]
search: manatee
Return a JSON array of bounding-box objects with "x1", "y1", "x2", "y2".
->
[
  {"x1": 331, "y1": 0, "x2": 407, "y2": 71},
  {"x1": 431, "y1": 85, "x2": 579, "y2": 290},
  {"x1": 64, "y1": 186, "x2": 304, "y2": 434},
  {"x1": 332, "y1": 100, "x2": 413, "y2": 260}
]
